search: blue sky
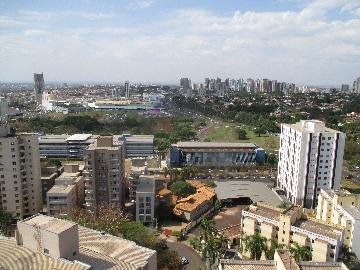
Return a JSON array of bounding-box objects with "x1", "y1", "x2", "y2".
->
[{"x1": 0, "y1": 0, "x2": 360, "y2": 85}]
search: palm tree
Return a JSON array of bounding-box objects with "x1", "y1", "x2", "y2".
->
[
  {"x1": 341, "y1": 246, "x2": 358, "y2": 269},
  {"x1": 200, "y1": 218, "x2": 216, "y2": 241},
  {"x1": 240, "y1": 233, "x2": 267, "y2": 260},
  {"x1": 202, "y1": 237, "x2": 219, "y2": 269},
  {"x1": 265, "y1": 239, "x2": 286, "y2": 259},
  {"x1": 189, "y1": 236, "x2": 202, "y2": 251},
  {"x1": 215, "y1": 233, "x2": 229, "y2": 253},
  {"x1": 290, "y1": 242, "x2": 312, "y2": 262},
  {"x1": 163, "y1": 167, "x2": 169, "y2": 178}
]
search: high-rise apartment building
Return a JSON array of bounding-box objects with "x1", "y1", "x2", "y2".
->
[
  {"x1": 354, "y1": 77, "x2": 360, "y2": 93},
  {"x1": 277, "y1": 120, "x2": 345, "y2": 208},
  {"x1": 33, "y1": 73, "x2": 45, "y2": 104},
  {"x1": 180, "y1": 78, "x2": 191, "y2": 90},
  {"x1": 0, "y1": 124, "x2": 42, "y2": 218},
  {"x1": 341, "y1": 84, "x2": 349, "y2": 92},
  {"x1": 84, "y1": 136, "x2": 125, "y2": 210},
  {"x1": 124, "y1": 81, "x2": 130, "y2": 99}
]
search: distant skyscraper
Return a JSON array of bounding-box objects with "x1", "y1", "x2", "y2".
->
[
  {"x1": 124, "y1": 81, "x2": 130, "y2": 99},
  {"x1": 354, "y1": 77, "x2": 360, "y2": 93},
  {"x1": 340, "y1": 84, "x2": 349, "y2": 92},
  {"x1": 33, "y1": 73, "x2": 44, "y2": 103},
  {"x1": 277, "y1": 120, "x2": 345, "y2": 209}
]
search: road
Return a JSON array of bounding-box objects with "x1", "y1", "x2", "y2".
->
[{"x1": 167, "y1": 240, "x2": 205, "y2": 269}]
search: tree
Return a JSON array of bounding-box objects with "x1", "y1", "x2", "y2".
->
[
  {"x1": 157, "y1": 249, "x2": 183, "y2": 270},
  {"x1": 265, "y1": 239, "x2": 285, "y2": 259},
  {"x1": 266, "y1": 153, "x2": 278, "y2": 167},
  {"x1": 200, "y1": 218, "x2": 216, "y2": 241},
  {"x1": 290, "y1": 242, "x2": 312, "y2": 262},
  {"x1": 170, "y1": 181, "x2": 196, "y2": 198},
  {"x1": 254, "y1": 126, "x2": 266, "y2": 137},
  {"x1": 278, "y1": 202, "x2": 290, "y2": 210},
  {"x1": 341, "y1": 246, "x2": 359, "y2": 269},
  {"x1": 237, "y1": 129, "x2": 248, "y2": 140},
  {"x1": 0, "y1": 211, "x2": 13, "y2": 236},
  {"x1": 189, "y1": 236, "x2": 202, "y2": 251},
  {"x1": 214, "y1": 199, "x2": 222, "y2": 210},
  {"x1": 240, "y1": 233, "x2": 268, "y2": 260}
]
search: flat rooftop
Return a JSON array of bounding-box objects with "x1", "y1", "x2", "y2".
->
[
  {"x1": 214, "y1": 180, "x2": 282, "y2": 206},
  {"x1": 175, "y1": 141, "x2": 257, "y2": 149},
  {"x1": 125, "y1": 135, "x2": 154, "y2": 143},
  {"x1": 66, "y1": 134, "x2": 92, "y2": 141},
  {"x1": 244, "y1": 203, "x2": 282, "y2": 222},
  {"x1": 284, "y1": 121, "x2": 341, "y2": 134},
  {"x1": 22, "y1": 215, "x2": 76, "y2": 234},
  {"x1": 48, "y1": 184, "x2": 75, "y2": 194},
  {"x1": 294, "y1": 219, "x2": 343, "y2": 240},
  {"x1": 342, "y1": 206, "x2": 360, "y2": 220}
]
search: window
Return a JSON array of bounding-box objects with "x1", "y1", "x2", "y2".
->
[{"x1": 44, "y1": 249, "x2": 49, "y2": 254}]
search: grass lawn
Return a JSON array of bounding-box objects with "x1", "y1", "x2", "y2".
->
[
  {"x1": 341, "y1": 179, "x2": 360, "y2": 194},
  {"x1": 204, "y1": 123, "x2": 280, "y2": 153}
]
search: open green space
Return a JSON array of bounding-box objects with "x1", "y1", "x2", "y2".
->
[
  {"x1": 204, "y1": 123, "x2": 280, "y2": 153},
  {"x1": 341, "y1": 179, "x2": 360, "y2": 194}
]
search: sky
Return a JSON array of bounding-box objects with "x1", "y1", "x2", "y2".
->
[{"x1": 0, "y1": 0, "x2": 360, "y2": 85}]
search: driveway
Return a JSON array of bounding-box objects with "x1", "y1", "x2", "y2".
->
[{"x1": 167, "y1": 240, "x2": 205, "y2": 269}]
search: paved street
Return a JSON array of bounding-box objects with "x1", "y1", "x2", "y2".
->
[{"x1": 167, "y1": 240, "x2": 205, "y2": 269}]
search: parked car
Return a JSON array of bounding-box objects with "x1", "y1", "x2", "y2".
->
[{"x1": 180, "y1": 256, "x2": 189, "y2": 265}]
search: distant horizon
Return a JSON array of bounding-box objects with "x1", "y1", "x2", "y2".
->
[
  {"x1": 0, "y1": 79, "x2": 349, "y2": 89},
  {"x1": 1, "y1": 0, "x2": 359, "y2": 85}
]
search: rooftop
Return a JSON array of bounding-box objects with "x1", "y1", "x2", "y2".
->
[
  {"x1": 342, "y1": 206, "x2": 360, "y2": 220},
  {"x1": 0, "y1": 238, "x2": 89, "y2": 270},
  {"x1": 294, "y1": 218, "x2": 343, "y2": 240},
  {"x1": 215, "y1": 180, "x2": 282, "y2": 206},
  {"x1": 48, "y1": 184, "x2": 75, "y2": 195},
  {"x1": 174, "y1": 141, "x2": 257, "y2": 149},
  {"x1": 173, "y1": 181, "x2": 215, "y2": 216},
  {"x1": 284, "y1": 120, "x2": 341, "y2": 134},
  {"x1": 13, "y1": 215, "x2": 156, "y2": 270},
  {"x1": 244, "y1": 203, "x2": 282, "y2": 222},
  {"x1": 22, "y1": 215, "x2": 76, "y2": 234},
  {"x1": 66, "y1": 134, "x2": 92, "y2": 141},
  {"x1": 124, "y1": 135, "x2": 154, "y2": 143}
]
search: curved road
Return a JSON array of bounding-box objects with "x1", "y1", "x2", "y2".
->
[{"x1": 167, "y1": 240, "x2": 205, "y2": 269}]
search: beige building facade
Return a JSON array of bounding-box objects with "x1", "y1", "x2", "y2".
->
[
  {"x1": 241, "y1": 203, "x2": 344, "y2": 262},
  {"x1": 219, "y1": 249, "x2": 349, "y2": 270},
  {"x1": 316, "y1": 189, "x2": 360, "y2": 257},
  {"x1": 84, "y1": 136, "x2": 125, "y2": 210},
  {"x1": 6, "y1": 214, "x2": 157, "y2": 270},
  {"x1": 47, "y1": 164, "x2": 85, "y2": 216},
  {"x1": 0, "y1": 124, "x2": 42, "y2": 219}
]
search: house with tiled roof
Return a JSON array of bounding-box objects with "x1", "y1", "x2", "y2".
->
[{"x1": 173, "y1": 180, "x2": 216, "y2": 221}]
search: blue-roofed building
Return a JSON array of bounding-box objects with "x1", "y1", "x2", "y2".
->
[{"x1": 168, "y1": 141, "x2": 266, "y2": 167}]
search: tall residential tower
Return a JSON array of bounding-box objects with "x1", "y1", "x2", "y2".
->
[
  {"x1": 33, "y1": 73, "x2": 44, "y2": 104},
  {"x1": 0, "y1": 124, "x2": 42, "y2": 218},
  {"x1": 277, "y1": 120, "x2": 345, "y2": 208},
  {"x1": 83, "y1": 136, "x2": 125, "y2": 210}
]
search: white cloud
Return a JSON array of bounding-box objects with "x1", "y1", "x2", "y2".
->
[
  {"x1": 128, "y1": 0, "x2": 156, "y2": 9},
  {"x1": 0, "y1": 0, "x2": 359, "y2": 85}
]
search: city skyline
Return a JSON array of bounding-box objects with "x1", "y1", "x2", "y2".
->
[{"x1": 0, "y1": 0, "x2": 360, "y2": 85}]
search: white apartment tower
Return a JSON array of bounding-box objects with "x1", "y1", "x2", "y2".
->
[
  {"x1": 0, "y1": 124, "x2": 42, "y2": 218},
  {"x1": 277, "y1": 120, "x2": 345, "y2": 208},
  {"x1": 84, "y1": 136, "x2": 125, "y2": 210}
]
